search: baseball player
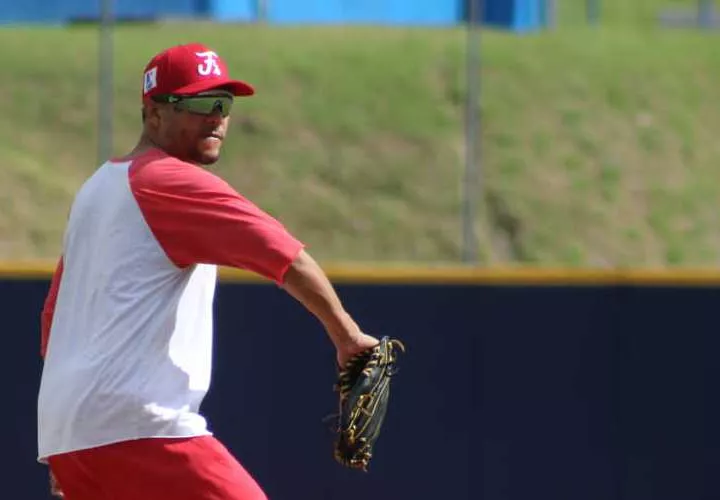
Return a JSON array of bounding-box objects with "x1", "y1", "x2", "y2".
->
[{"x1": 37, "y1": 42, "x2": 379, "y2": 500}]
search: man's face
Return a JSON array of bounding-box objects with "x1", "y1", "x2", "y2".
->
[{"x1": 148, "y1": 90, "x2": 234, "y2": 165}]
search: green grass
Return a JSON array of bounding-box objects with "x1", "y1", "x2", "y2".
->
[{"x1": 1, "y1": 0, "x2": 720, "y2": 266}]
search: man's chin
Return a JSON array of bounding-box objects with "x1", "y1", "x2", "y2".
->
[
  {"x1": 196, "y1": 151, "x2": 221, "y2": 167},
  {"x1": 200, "y1": 156, "x2": 220, "y2": 167},
  {"x1": 196, "y1": 139, "x2": 223, "y2": 166}
]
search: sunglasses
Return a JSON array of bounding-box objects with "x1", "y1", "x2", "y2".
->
[{"x1": 152, "y1": 94, "x2": 234, "y2": 117}]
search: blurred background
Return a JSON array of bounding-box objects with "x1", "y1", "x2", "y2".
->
[{"x1": 1, "y1": 0, "x2": 718, "y2": 268}]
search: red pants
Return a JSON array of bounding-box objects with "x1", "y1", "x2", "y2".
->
[{"x1": 47, "y1": 436, "x2": 267, "y2": 500}]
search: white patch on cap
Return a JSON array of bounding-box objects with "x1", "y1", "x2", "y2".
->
[
  {"x1": 196, "y1": 51, "x2": 222, "y2": 77},
  {"x1": 143, "y1": 67, "x2": 158, "y2": 94}
]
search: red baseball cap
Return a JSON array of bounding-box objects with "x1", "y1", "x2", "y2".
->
[{"x1": 141, "y1": 42, "x2": 255, "y2": 100}]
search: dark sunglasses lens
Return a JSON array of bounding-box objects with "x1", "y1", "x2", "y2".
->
[{"x1": 180, "y1": 96, "x2": 233, "y2": 117}]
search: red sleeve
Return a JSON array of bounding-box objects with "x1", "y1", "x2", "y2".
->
[
  {"x1": 41, "y1": 256, "x2": 64, "y2": 359},
  {"x1": 129, "y1": 158, "x2": 304, "y2": 284}
]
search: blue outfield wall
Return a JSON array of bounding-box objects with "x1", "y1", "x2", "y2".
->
[
  {"x1": 482, "y1": 0, "x2": 545, "y2": 32},
  {"x1": 0, "y1": 0, "x2": 547, "y2": 30},
  {"x1": 0, "y1": 0, "x2": 201, "y2": 24},
  {"x1": 4, "y1": 268, "x2": 720, "y2": 500},
  {"x1": 265, "y1": 0, "x2": 462, "y2": 26}
]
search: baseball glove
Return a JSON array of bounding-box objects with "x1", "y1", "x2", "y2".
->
[{"x1": 331, "y1": 336, "x2": 406, "y2": 471}]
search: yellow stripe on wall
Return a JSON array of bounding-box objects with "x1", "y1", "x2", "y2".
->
[
  {"x1": 0, "y1": 261, "x2": 58, "y2": 279},
  {"x1": 3, "y1": 260, "x2": 720, "y2": 286}
]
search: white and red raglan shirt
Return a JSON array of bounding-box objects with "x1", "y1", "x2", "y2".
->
[{"x1": 37, "y1": 148, "x2": 304, "y2": 462}]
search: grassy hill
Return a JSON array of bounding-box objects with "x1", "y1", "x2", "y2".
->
[{"x1": 1, "y1": 0, "x2": 719, "y2": 266}]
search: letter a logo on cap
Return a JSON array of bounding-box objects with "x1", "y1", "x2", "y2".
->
[
  {"x1": 143, "y1": 67, "x2": 158, "y2": 94},
  {"x1": 196, "y1": 51, "x2": 222, "y2": 77}
]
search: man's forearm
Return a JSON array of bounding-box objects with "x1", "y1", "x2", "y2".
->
[{"x1": 280, "y1": 250, "x2": 362, "y2": 347}]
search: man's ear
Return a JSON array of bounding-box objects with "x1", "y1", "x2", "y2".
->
[{"x1": 143, "y1": 103, "x2": 163, "y2": 127}]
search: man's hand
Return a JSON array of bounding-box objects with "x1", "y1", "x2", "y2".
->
[{"x1": 335, "y1": 332, "x2": 380, "y2": 368}]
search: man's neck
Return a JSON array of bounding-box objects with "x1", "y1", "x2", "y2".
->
[
  {"x1": 114, "y1": 134, "x2": 203, "y2": 167},
  {"x1": 114, "y1": 135, "x2": 162, "y2": 163}
]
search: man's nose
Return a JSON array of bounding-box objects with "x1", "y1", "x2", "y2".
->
[{"x1": 204, "y1": 110, "x2": 224, "y2": 124}]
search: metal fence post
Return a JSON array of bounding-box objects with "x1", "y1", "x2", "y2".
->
[
  {"x1": 698, "y1": 0, "x2": 715, "y2": 29},
  {"x1": 98, "y1": 0, "x2": 114, "y2": 165},
  {"x1": 587, "y1": 0, "x2": 600, "y2": 25},
  {"x1": 545, "y1": 0, "x2": 557, "y2": 29},
  {"x1": 257, "y1": 0, "x2": 268, "y2": 23},
  {"x1": 462, "y1": 0, "x2": 482, "y2": 264}
]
